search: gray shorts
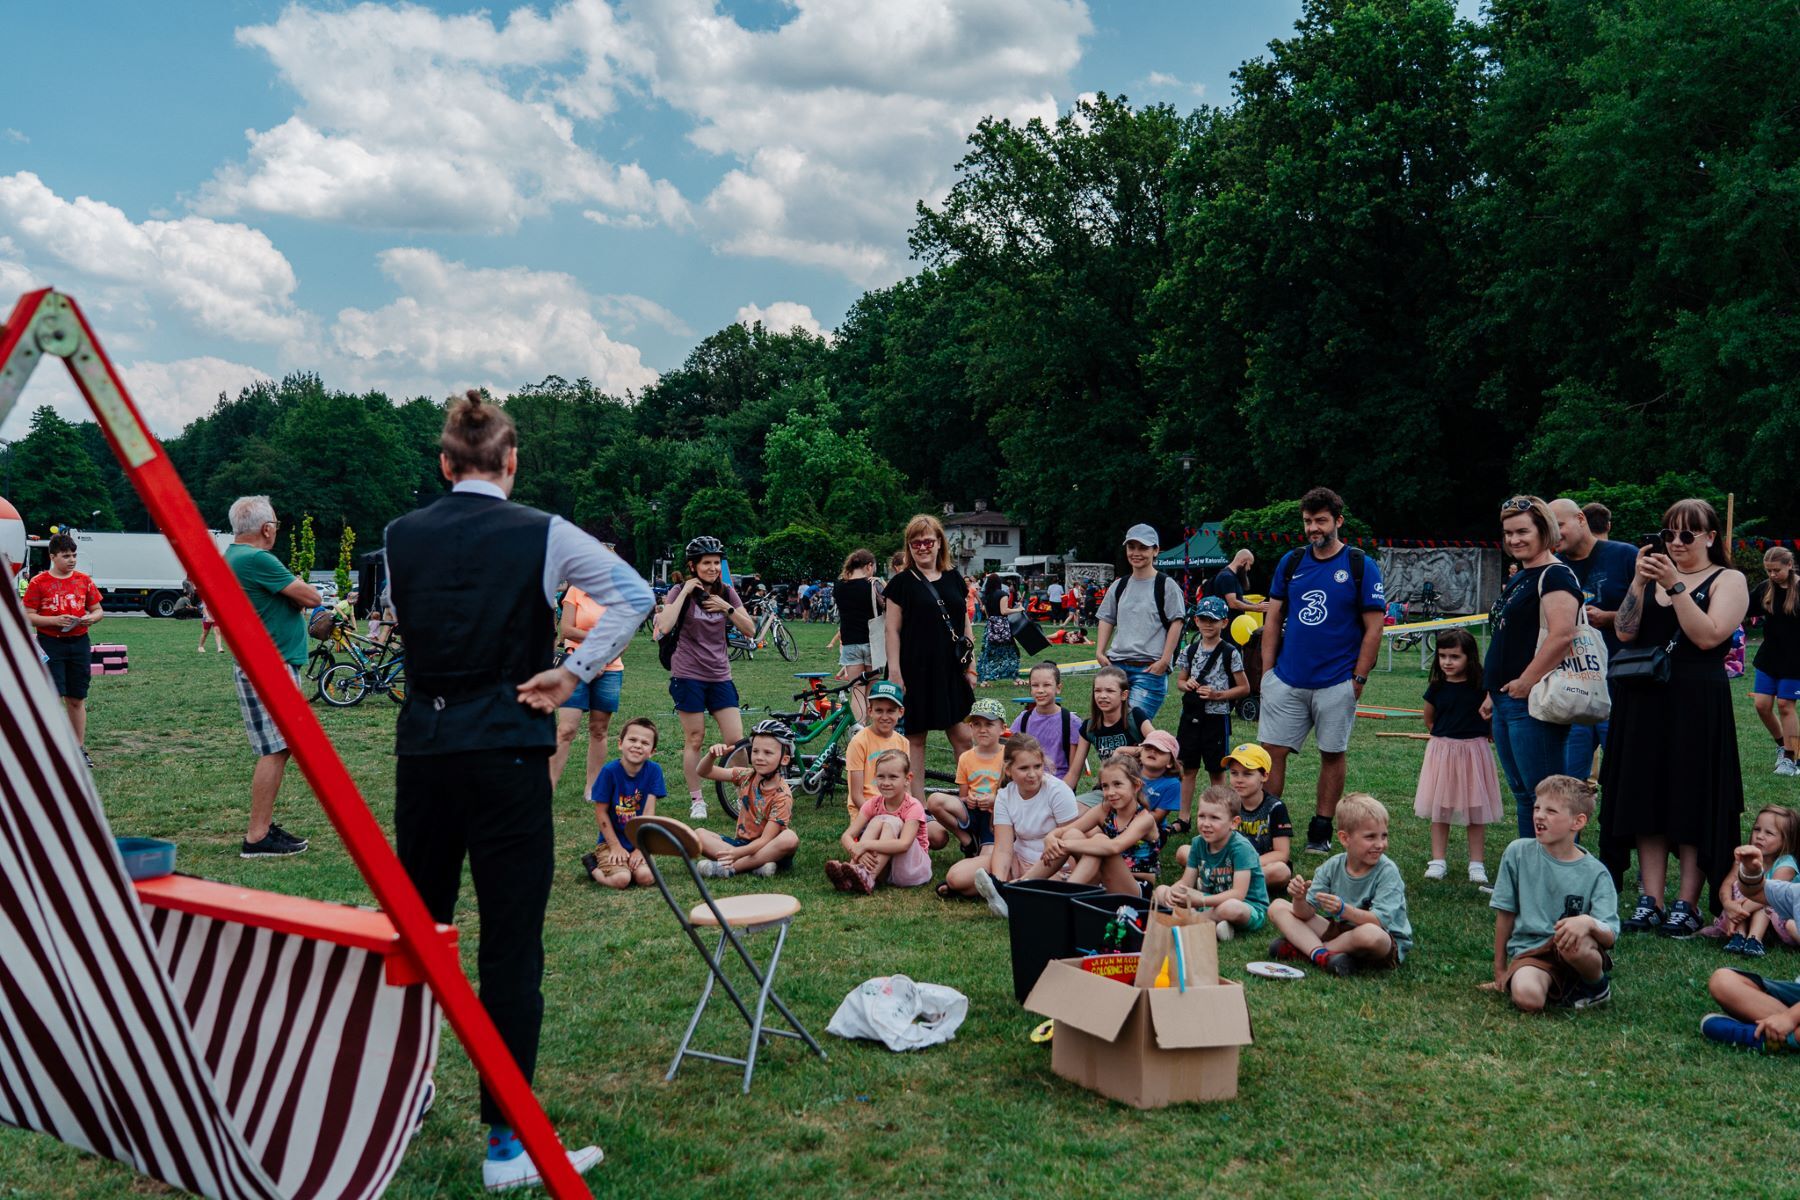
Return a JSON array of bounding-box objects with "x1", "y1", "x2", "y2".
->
[
  {"x1": 1257, "y1": 671, "x2": 1357, "y2": 755},
  {"x1": 838, "y1": 642, "x2": 873, "y2": 668},
  {"x1": 234, "y1": 663, "x2": 302, "y2": 757}
]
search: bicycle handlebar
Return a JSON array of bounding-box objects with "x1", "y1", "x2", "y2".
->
[{"x1": 791, "y1": 677, "x2": 860, "y2": 701}]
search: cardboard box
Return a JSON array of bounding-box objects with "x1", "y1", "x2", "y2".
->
[{"x1": 1024, "y1": 919, "x2": 1252, "y2": 1108}]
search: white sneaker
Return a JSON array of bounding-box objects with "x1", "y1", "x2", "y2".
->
[
  {"x1": 1468, "y1": 861, "x2": 1490, "y2": 886},
  {"x1": 1778, "y1": 756, "x2": 1798, "y2": 778},
  {"x1": 483, "y1": 1145, "x2": 603, "y2": 1192},
  {"x1": 751, "y1": 861, "x2": 778, "y2": 877},
  {"x1": 1780, "y1": 747, "x2": 1792, "y2": 773},
  {"x1": 696, "y1": 859, "x2": 732, "y2": 879},
  {"x1": 1424, "y1": 859, "x2": 1447, "y2": 880},
  {"x1": 1213, "y1": 919, "x2": 1234, "y2": 942},
  {"x1": 973, "y1": 868, "x2": 1009, "y2": 919},
  {"x1": 688, "y1": 798, "x2": 708, "y2": 820}
]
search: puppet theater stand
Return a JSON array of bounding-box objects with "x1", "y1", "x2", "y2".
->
[{"x1": 0, "y1": 288, "x2": 594, "y2": 1198}]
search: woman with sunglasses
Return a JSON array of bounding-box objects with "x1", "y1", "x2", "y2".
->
[
  {"x1": 884, "y1": 513, "x2": 976, "y2": 787},
  {"x1": 1602, "y1": 500, "x2": 1747, "y2": 938},
  {"x1": 1481, "y1": 496, "x2": 1582, "y2": 843}
]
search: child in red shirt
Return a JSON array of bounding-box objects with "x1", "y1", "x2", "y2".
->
[{"x1": 22, "y1": 533, "x2": 104, "y2": 759}]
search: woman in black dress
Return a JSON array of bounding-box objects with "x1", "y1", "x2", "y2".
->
[
  {"x1": 884, "y1": 513, "x2": 975, "y2": 783},
  {"x1": 1603, "y1": 499, "x2": 1748, "y2": 938}
]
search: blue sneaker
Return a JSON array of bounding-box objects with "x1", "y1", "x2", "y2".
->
[
  {"x1": 1700, "y1": 1013, "x2": 1769, "y2": 1051},
  {"x1": 1723, "y1": 933, "x2": 1749, "y2": 956},
  {"x1": 1743, "y1": 936, "x2": 1768, "y2": 958}
]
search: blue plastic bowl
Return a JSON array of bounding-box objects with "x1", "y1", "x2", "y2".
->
[{"x1": 115, "y1": 836, "x2": 176, "y2": 880}]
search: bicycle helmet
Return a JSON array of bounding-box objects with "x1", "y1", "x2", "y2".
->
[
  {"x1": 685, "y1": 535, "x2": 726, "y2": 561},
  {"x1": 748, "y1": 717, "x2": 795, "y2": 754}
]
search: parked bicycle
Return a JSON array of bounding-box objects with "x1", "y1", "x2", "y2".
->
[
  {"x1": 305, "y1": 612, "x2": 407, "y2": 706},
  {"x1": 1390, "y1": 583, "x2": 1444, "y2": 653},
  {"x1": 711, "y1": 674, "x2": 954, "y2": 816},
  {"x1": 319, "y1": 647, "x2": 408, "y2": 707},
  {"x1": 726, "y1": 595, "x2": 798, "y2": 662}
]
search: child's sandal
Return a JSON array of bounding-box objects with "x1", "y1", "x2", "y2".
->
[{"x1": 1167, "y1": 818, "x2": 1192, "y2": 837}]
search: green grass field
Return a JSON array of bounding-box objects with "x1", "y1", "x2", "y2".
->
[{"x1": 3, "y1": 618, "x2": 1795, "y2": 1199}]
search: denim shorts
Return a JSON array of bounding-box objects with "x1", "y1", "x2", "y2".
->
[
  {"x1": 669, "y1": 675, "x2": 741, "y2": 714},
  {"x1": 1753, "y1": 670, "x2": 1800, "y2": 702},
  {"x1": 839, "y1": 642, "x2": 873, "y2": 668},
  {"x1": 563, "y1": 669, "x2": 623, "y2": 713}
]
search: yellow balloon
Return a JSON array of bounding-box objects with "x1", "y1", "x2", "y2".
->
[{"x1": 1230, "y1": 613, "x2": 1259, "y2": 646}]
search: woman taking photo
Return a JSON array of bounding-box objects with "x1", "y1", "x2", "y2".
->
[
  {"x1": 657, "y1": 535, "x2": 756, "y2": 821},
  {"x1": 884, "y1": 514, "x2": 975, "y2": 783},
  {"x1": 833, "y1": 548, "x2": 882, "y2": 723},
  {"x1": 1603, "y1": 499, "x2": 1747, "y2": 937},
  {"x1": 976, "y1": 573, "x2": 1020, "y2": 686},
  {"x1": 1481, "y1": 495, "x2": 1580, "y2": 841}
]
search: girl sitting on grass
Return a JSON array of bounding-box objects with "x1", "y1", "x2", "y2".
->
[
  {"x1": 1031, "y1": 754, "x2": 1161, "y2": 895},
  {"x1": 1067, "y1": 665, "x2": 1153, "y2": 794},
  {"x1": 827, "y1": 750, "x2": 932, "y2": 894},
  {"x1": 966, "y1": 734, "x2": 1079, "y2": 916},
  {"x1": 1703, "y1": 805, "x2": 1800, "y2": 955}
]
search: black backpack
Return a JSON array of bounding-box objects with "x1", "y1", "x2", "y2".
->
[
  {"x1": 657, "y1": 588, "x2": 699, "y2": 671},
  {"x1": 1106, "y1": 571, "x2": 1182, "y2": 629},
  {"x1": 1278, "y1": 546, "x2": 1366, "y2": 600}
]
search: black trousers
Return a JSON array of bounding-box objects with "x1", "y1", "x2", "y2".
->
[{"x1": 395, "y1": 748, "x2": 554, "y2": 1127}]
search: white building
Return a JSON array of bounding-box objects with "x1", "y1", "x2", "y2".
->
[{"x1": 943, "y1": 502, "x2": 1025, "y2": 574}]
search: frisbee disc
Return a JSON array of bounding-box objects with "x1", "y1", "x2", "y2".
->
[
  {"x1": 1030, "y1": 1019, "x2": 1055, "y2": 1043},
  {"x1": 1245, "y1": 961, "x2": 1305, "y2": 980}
]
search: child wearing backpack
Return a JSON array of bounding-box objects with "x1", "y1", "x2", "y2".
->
[
  {"x1": 1173, "y1": 596, "x2": 1249, "y2": 833},
  {"x1": 1067, "y1": 666, "x2": 1154, "y2": 797},
  {"x1": 1014, "y1": 660, "x2": 1080, "y2": 782}
]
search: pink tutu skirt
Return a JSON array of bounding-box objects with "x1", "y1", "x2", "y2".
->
[{"x1": 1413, "y1": 735, "x2": 1503, "y2": 827}]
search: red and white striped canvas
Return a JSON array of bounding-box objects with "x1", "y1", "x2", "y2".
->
[{"x1": 0, "y1": 576, "x2": 439, "y2": 1199}]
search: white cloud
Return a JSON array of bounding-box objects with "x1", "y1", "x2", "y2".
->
[
  {"x1": 198, "y1": 2, "x2": 686, "y2": 233},
  {"x1": 2, "y1": 356, "x2": 268, "y2": 440},
  {"x1": 736, "y1": 300, "x2": 830, "y2": 341},
  {"x1": 633, "y1": 0, "x2": 1092, "y2": 282},
  {"x1": 1145, "y1": 71, "x2": 1205, "y2": 97},
  {"x1": 2, "y1": 129, "x2": 26, "y2": 144},
  {"x1": 0, "y1": 171, "x2": 302, "y2": 344},
  {"x1": 321, "y1": 248, "x2": 659, "y2": 397}
]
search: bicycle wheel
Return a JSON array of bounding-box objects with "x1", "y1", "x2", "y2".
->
[
  {"x1": 320, "y1": 663, "x2": 371, "y2": 707},
  {"x1": 710, "y1": 740, "x2": 751, "y2": 818},
  {"x1": 773, "y1": 621, "x2": 798, "y2": 662},
  {"x1": 384, "y1": 662, "x2": 407, "y2": 704},
  {"x1": 304, "y1": 646, "x2": 337, "y2": 700}
]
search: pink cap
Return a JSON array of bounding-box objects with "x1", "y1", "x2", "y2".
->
[{"x1": 1141, "y1": 729, "x2": 1180, "y2": 757}]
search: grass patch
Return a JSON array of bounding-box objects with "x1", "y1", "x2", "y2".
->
[{"x1": 3, "y1": 619, "x2": 1794, "y2": 1198}]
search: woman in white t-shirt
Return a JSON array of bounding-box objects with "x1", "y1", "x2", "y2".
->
[{"x1": 970, "y1": 734, "x2": 1079, "y2": 917}]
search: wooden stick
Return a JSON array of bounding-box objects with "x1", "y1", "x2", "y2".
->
[
  {"x1": 1726, "y1": 491, "x2": 1736, "y2": 551},
  {"x1": 1376, "y1": 732, "x2": 1431, "y2": 740}
]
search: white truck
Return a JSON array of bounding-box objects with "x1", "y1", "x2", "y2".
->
[{"x1": 26, "y1": 530, "x2": 235, "y2": 617}]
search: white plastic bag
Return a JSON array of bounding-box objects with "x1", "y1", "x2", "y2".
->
[{"x1": 826, "y1": 975, "x2": 967, "y2": 1052}]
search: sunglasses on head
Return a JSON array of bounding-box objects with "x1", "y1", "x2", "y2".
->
[
  {"x1": 1502, "y1": 497, "x2": 1536, "y2": 513},
  {"x1": 1659, "y1": 528, "x2": 1701, "y2": 545}
]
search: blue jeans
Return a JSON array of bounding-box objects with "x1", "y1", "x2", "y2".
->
[
  {"x1": 1120, "y1": 664, "x2": 1170, "y2": 720},
  {"x1": 1491, "y1": 693, "x2": 1571, "y2": 839},
  {"x1": 1564, "y1": 719, "x2": 1608, "y2": 781}
]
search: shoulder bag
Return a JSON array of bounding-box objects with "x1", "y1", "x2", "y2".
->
[
  {"x1": 1527, "y1": 564, "x2": 1611, "y2": 725},
  {"x1": 867, "y1": 578, "x2": 888, "y2": 671},
  {"x1": 914, "y1": 569, "x2": 974, "y2": 668}
]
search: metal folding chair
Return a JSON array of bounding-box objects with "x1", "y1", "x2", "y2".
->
[{"x1": 626, "y1": 816, "x2": 826, "y2": 1093}]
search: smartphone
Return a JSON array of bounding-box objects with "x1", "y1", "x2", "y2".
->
[{"x1": 1639, "y1": 535, "x2": 1665, "y2": 557}]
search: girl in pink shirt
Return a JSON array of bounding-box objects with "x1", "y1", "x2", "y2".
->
[{"x1": 828, "y1": 749, "x2": 932, "y2": 894}]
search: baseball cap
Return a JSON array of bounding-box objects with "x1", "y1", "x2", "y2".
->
[
  {"x1": 1194, "y1": 596, "x2": 1228, "y2": 621},
  {"x1": 1222, "y1": 742, "x2": 1272, "y2": 774},
  {"x1": 968, "y1": 698, "x2": 1005, "y2": 723},
  {"x1": 868, "y1": 680, "x2": 905, "y2": 707},
  {"x1": 1123, "y1": 523, "x2": 1160, "y2": 548},
  {"x1": 1141, "y1": 729, "x2": 1180, "y2": 757}
]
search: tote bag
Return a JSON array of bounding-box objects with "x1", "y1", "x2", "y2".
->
[
  {"x1": 866, "y1": 578, "x2": 888, "y2": 671},
  {"x1": 1527, "y1": 565, "x2": 1611, "y2": 725}
]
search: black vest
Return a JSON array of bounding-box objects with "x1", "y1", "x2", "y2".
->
[{"x1": 385, "y1": 491, "x2": 556, "y2": 756}]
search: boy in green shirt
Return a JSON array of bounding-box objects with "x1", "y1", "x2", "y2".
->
[
  {"x1": 1153, "y1": 784, "x2": 1268, "y2": 940},
  {"x1": 1268, "y1": 793, "x2": 1412, "y2": 976},
  {"x1": 1483, "y1": 774, "x2": 1618, "y2": 1011}
]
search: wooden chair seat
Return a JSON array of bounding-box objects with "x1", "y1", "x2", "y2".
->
[{"x1": 689, "y1": 893, "x2": 800, "y2": 928}]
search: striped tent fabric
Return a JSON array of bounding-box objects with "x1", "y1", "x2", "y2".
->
[{"x1": 0, "y1": 580, "x2": 439, "y2": 1199}]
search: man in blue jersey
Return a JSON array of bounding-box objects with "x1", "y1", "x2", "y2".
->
[{"x1": 1259, "y1": 487, "x2": 1386, "y2": 854}]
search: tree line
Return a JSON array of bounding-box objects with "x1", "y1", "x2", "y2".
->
[{"x1": 4, "y1": 0, "x2": 1793, "y2": 578}]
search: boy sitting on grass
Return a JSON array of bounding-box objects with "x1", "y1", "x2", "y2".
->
[
  {"x1": 1176, "y1": 742, "x2": 1292, "y2": 890},
  {"x1": 1481, "y1": 775, "x2": 1616, "y2": 1011},
  {"x1": 1152, "y1": 784, "x2": 1267, "y2": 941},
  {"x1": 1268, "y1": 793, "x2": 1411, "y2": 976},
  {"x1": 694, "y1": 721, "x2": 800, "y2": 878},
  {"x1": 1702, "y1": 843, "x2": 1800, "y2": 1050},
  {"x1": 930, "y1": 697, "x2": 1006, "y2": 857},
  {"x1": 581, "y1": 716, "x2": 664, "y2": 889}
]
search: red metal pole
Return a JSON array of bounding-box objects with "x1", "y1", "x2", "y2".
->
[{"x1": 0, "y1": 290, "x2": 591, "y2": 1199}]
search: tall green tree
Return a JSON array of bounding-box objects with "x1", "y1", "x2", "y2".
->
[{"x1": 8, "y1": 407, "x2": 118, "y2": 531}]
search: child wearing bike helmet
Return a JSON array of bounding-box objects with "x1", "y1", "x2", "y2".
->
[{"x1": 693, "y1": 719, "x2": 800, "y2": 878}]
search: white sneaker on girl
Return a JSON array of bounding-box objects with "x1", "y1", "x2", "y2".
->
[{"x1": 1424, "y1": 859, "x2": 1447, "y2": 880}]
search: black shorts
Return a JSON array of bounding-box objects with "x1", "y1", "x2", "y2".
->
[
  {"x1": 1176, "y1": 706, "x2": 1230, "y2": 773},
  {"x1": 37, "y1": 633, "x2": 91, "y2": 700}
]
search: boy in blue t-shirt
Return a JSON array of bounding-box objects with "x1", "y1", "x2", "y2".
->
[{"x1": 583, "y1": 717, "x2": 666, "y2": 890}]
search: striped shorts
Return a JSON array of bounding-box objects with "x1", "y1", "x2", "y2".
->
[{"x1": 233, "y1": 664, "x2": 301, "y2": 757}]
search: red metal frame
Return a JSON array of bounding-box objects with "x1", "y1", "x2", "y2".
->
[{"x1": 0, "y1": 289, "x2": 591, "y2": 1198}]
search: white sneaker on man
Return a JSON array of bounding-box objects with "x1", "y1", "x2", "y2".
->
[
  {"x1": 483, "y1": 1145, "x2": 603, "y2": 1192},
  {"x1": 689, "y1": 797, "x2": 708, "y2": 820}
]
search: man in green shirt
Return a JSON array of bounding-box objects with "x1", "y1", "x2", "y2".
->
[{"x1": 225, "y1": 494, "x2": 321, "y2": 858}]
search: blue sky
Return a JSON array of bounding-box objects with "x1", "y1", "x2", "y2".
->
[{"x1": 0, "y1": 0, "x2": 1470, "y2": 439}]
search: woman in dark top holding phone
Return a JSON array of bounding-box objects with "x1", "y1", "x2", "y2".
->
[
  {"x1": 834, "y1": 548, "x2": 882, "y2": 722},
  {"x1": 1602, "y1": 499, "x2": 1747, "y2": 938},
  {"x1": 884, "y1": 513, "x2": 975, "y2": 783}
]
